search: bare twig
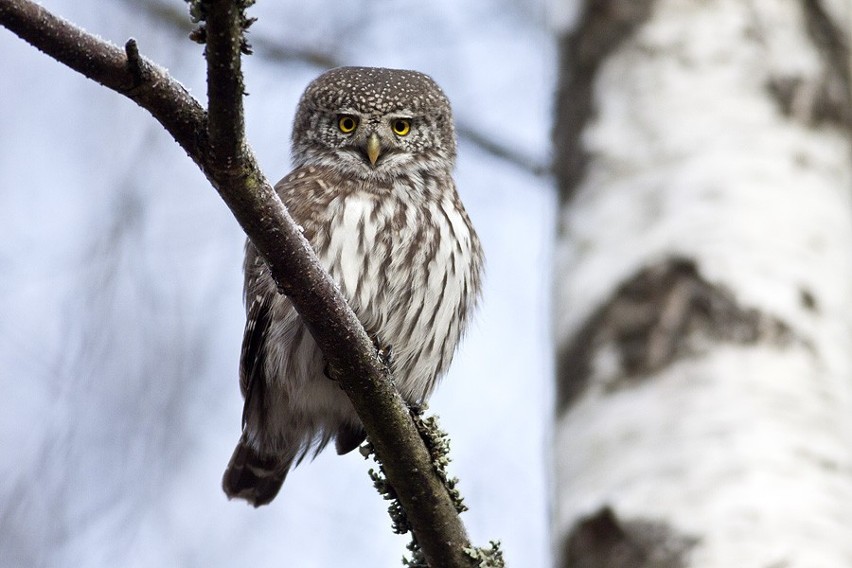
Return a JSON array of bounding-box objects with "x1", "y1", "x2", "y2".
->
[
  {"x1": 456, "y1": 121, "x2": 550, "y2": 177},
  {"x1": 0, "y1": 0, "x2": 479, "y2": 566}
]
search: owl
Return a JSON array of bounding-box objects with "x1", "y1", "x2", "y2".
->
[{"x1": 222, "y1": 67, "x2": 484, "y2": 507}]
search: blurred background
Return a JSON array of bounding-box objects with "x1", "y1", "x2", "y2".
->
[{"x1": 0, "y1": 1, "x2": 557, "y2": 566}]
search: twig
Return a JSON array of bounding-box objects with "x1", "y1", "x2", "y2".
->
[{"x1": 456, "y1": 121, "x2": 550, "y2": 177}]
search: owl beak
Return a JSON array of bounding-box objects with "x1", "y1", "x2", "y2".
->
[{"x1": 365, "y1": 132, "x2": 381, "y2": 166}]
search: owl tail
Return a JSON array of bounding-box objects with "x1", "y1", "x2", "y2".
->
[{"x1": 222, "y1": 439, "x2": 292, "y2": 507}]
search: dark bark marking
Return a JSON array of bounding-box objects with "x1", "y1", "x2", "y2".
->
[
  {"x1": 553, "y1": 0, "x2": 657, "y2": 205},
  {"x1": 560, "y1": 507, "x2": 697, "y2": 568},
  {"x1": 557, "y1": 258, "x2": 800, "y2": 412},
  {"x1": 799, "y1": 287, "x2": 818, "y2": 312},
  {"x1": 766, "y1": 0, "x2": 852, "y2": 129}
]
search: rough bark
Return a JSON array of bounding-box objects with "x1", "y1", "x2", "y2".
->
[{"x1": 554, "y1": 0, "x2": 852, "y2": 565}]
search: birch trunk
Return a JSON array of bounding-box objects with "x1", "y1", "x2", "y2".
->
[{"x1": 552, "y1": 1, "x2": 852, "y2": 566}]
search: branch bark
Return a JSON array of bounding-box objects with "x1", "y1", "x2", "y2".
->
[{"x1": 0, "y1": 1, "x2": 476, "y2": 566}]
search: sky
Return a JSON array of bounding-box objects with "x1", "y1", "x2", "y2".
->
[{"x1": 0, "y1": 1, "x2": 558, "y2": 566}]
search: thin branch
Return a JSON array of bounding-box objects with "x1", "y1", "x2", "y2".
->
[
  {"x1": 204, "y1": 0, "x2": 248, "y2": 163},
  {"x1": 0, "y1": 0, "x2": 478, "y2": 566},
  {"x1": 456, "y1": 121, "x2": 551, "y2": 177}
]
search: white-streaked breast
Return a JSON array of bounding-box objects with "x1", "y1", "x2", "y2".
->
[{"x1": 321, "y1": 193, "x2": 379, "y2": 299}]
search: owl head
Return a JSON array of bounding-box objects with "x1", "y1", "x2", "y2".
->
[{"x1": 290, "y1": 67, "x2": 456, "y2": 180}]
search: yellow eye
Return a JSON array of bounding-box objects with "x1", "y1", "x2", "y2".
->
[
  {"x1": 338, "y1": 115, "x2": 358, "y2": 134},
  {"x1": 391, "y1": 119, "x2": 411, "y2": 136}
]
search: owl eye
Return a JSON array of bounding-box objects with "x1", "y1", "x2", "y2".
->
[
  {"x1": 391, "y1": 119, "x2": 411, "y2": 136},
  {"x1": 337, "y1": 115, "x2": 358, "y2": 134}
]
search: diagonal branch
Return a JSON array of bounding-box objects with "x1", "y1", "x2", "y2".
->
[{"x1": 0, "y1": 1, "x2": 477, "y2": 566}]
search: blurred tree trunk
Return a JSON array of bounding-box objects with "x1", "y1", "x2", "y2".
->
[{"x1": 552, "y1": 1, "x2": 852, "y2": 566}]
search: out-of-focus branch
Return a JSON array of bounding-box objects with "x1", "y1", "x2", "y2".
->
[
  {"x1": 456, "y1": 121, "x2": 550, "y2": 177},
  {"x1": 0, "y1": 0, "x2": 479, "y2": 566}
]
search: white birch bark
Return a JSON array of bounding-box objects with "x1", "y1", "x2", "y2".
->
[{"x1": 552, "y1": 1, "x2": 852, "y2": 565}]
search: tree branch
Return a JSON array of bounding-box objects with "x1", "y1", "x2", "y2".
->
[
  {"x1": 204, "y1": 0, "x2": 248, "y2": 165},
  {"x1": 0, "y1": 1, "x2": 477, "y2": 566}
]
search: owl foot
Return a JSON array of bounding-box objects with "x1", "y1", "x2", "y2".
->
[
  {"x1": 323, "y1": 361, "x2": 344, "y2": 384},
  {"x1": 378, "y1": 344, "x2": 395, "y2": 371},
  {"x1": 370, "y1": 335, "x2": 394, "y2": 370},
  {"x1": 407, "y1": 401, "x2": 426, "y2": 418}
]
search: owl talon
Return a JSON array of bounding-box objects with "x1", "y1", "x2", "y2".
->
[
  {"x1": 378, "y1": 344, "x2": 395, "y2": 370},
  {"x1": 323, "y1": 362, "x2": 344, "y2": 384},
  {"x1": 369, "y1": 334, "x2": 394, "y2": 370},
  {"x1": 407, "y1": 401, "x2": 426, "y2": 417}
]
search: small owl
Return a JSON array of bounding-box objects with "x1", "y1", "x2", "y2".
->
[{"x1": 222, "y1": 67, "x2": 483, "y2": 507}]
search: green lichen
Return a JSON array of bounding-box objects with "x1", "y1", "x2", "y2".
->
[
  {"x1": 367, "y1": 460, "x2": 410, "y2": 535},
  {"x1": 184, "y1": 0, "x2": 255, "y2": 53},
  {"x1": 402, "y1": 539, "x2": 429, "y2": 568},
  {"x1": 184, "y1": 0, "x2": 207, "y2": 43},
  {"x1": 465, "y1": 541, "x2": 506, "y2": 568},
  {"x1": 362, "y1": 405, "x2": 504, "y2": 567},
  {"x1": 409, "y1": 405, "x2": 467, "y2": 515}
]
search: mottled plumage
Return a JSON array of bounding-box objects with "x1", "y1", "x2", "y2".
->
[{"x1": 222, "y1": 67, "x2": 483, "y2": 507}]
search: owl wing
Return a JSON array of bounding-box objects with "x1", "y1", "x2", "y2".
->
[
  {"x1": 237, "y1": 170, "x2": 326, "y2": 432},
  {"x1": 227, "y1": 294, "x2": 291, "y2": 507},
  {"x1": 239, "y1": 288, "x2": 272, "y2": 429}
]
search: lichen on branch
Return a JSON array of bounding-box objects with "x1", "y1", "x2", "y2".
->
[
  {"x1": 185, "y1": 0, "x2": 256, "y2": 54},
  {"x1": 362, "y1": 405, "x2": 504, "y2": 568}
]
